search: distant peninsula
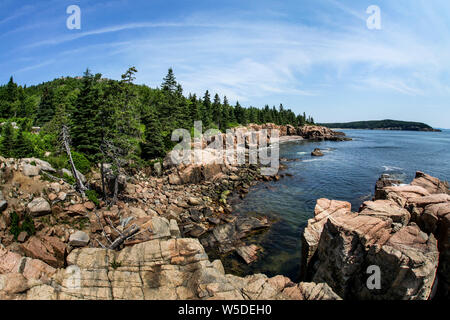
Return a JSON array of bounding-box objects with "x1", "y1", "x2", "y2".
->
[{"x1": 319, "y1": 119, "x2": 441, "y2": 132}]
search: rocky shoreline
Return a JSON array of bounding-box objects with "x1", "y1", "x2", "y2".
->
[
  {"x1": 0, "y1": 123, "x2": 383, "y2": 300},
  {"x1": 301, "y1": 171, "x2": 449, "y2": 299}
]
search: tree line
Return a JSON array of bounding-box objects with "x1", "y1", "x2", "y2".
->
[{"x1": 0, "y1": 68, "x2": 315, "y2": 166}]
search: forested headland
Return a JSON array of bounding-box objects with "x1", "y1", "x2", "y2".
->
[{"x1": 319, "y1": 119, "x2": 440, "y2": 131}]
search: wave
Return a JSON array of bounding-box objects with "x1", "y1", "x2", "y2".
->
[
  {"x1": 296, "y1": 151, "x2": 308, "y2": 155},
  {"x1": 382, "y1": 165, "x2": 404, "y2": 172}
]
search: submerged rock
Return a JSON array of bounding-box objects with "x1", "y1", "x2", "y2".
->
[{"x1": 311, "y1": 148, "x2": 324, "y2": 157}]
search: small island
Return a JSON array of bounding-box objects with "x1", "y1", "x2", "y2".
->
[{"x1": 319, "y1": 119, "x2": 442, "y2": 132}]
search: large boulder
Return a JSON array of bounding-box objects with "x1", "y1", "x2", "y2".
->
[
  {"x1": 297, "y1": 125, "x2": 348, "y2": 141},
  {"x1": 411, "y1": 171, "x2": 449, "y2": 195},
  {"x1": 2, "y1": 237, "x2": 341, "y2": 300},
  {"x1": 359, "y1": 200, "x2": 411, "y2": 225},
  {"x1": 310, "y1": 211, "x2": 439, "y2": 300},
  {"x1": 0, "y1": 246, "x2": 56, "y2": 282},
  {"x1": 27, "y1": 198, "x2": 51, "y2": 217},
  {"x1": 379, "y1": 185, "x2": 431, "y2": 207},
  {"x1": 69, "y1": 231, "x2": 90, "y2": 247},
  {"x1": 301, "y1": 199, "x2": 351, "y2": 278},
  {"x1": 22, "y1": 164, "x2": 40, "y2": 177},
  {"x1": 20, "y1": 158, "x2": 56, "y2": 173},
  {"x1": 20, "y1": 236, "x2": 66, "y2": 268}
]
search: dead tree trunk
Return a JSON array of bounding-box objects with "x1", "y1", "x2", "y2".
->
[
  {"x1": 108, "y1": 224, "x2": 140, "y2": 250},
  {"x1": 100, "y1": 162, "x2": 106, "y2": 199},
  {"x1": 61, "y1": 125, "x2": 86, "y2": 196}
]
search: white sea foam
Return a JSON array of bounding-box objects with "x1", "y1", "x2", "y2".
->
[{"x1": 382, "y1": 165, "x2": 403, "y2": 171}]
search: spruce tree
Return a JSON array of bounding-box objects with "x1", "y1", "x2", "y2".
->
[
  {"x1": 71, "y1": 69, "x2": 103, "y2": 159},
  {"x1": 0, "y1": 122, "x2": 15, "y2": 157},
  {"x1": 35, "y1": 86, "x2": 55, "y2": 126},
  {"x1": 201, "y1": 90, "x2": 212, "y2": 127},
  {"x1": 14, "y1": 129, "x2": 34, "y2": 158},
  {"x1": 141, "y1": 105, "x2": 165, "y2": 160},
  {"x1": 212, "y1": 93, "x2": 222, "y2": 129}
]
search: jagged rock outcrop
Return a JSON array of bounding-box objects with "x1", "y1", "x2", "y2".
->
[
  {"x1": 297, "y1": 125, "x2": 349, "y2": 141},
  {"x1": 301, "y1": 199, "x2": 351, "y2": 278},
  {"x1": 359, "y1": 200, "x2": 411, "y2": 226},
  {"x1": 302, "y1": 171, "x2": 449, "y2": 300},
  {"x1": 312, "y1": 213, "x2": 438, "y2": 300}
]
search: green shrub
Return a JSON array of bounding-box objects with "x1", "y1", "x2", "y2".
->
[
  {"x1": 9, "y1": 212, "x2": 21, "y2": 240},
  {"x1": 63, "y1": 173, "x2": 76, "y2": 185},
  {"x1": 85, "y1": 189, "x2": 100, "y2": 207},
  {"x1": 70, "y1": 151, "x2": 91, "y2": 174},
  {"x1": 21, "y1": 214, "x2": 36, "y2": 237},
  {"x1": 9, "y1": 212, "x2": 35, "y2": 240},
  {"x1": 46, "y1": 155, "x2": 68, "y2": 170}
]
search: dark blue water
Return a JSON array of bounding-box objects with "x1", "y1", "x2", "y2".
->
[{"x1": 230, "y1": 129, "x2": 450, "y2": 281}]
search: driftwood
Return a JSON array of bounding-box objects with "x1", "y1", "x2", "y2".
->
[
  {"x1": 61, "y1": 125, "x2": 87, "y2": 196},
  {"x1": 108, "y1": 224, "x2": 140, "y2": 250}
]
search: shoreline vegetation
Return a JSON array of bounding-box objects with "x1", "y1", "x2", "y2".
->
[{"x1": 319, "y1": 119, "x2": 442, "y2": 132}]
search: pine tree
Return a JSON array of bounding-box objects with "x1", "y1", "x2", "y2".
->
[
  {"x1": 35, "y1": 86, "x2": 56, "y2": 126},
  {"x1": 211, "y1": 93, "x2": 222, "y2": 129},
  {"x1": 188, "y1": 94, "x2": 201, "y2": 123},
  {"x1": 201, "y1": 90, "x2": 212, "y2": 127},
  {"x1": 161, "y1": 68, "x2": 177, "y2": 93},
  {"x1": 14, "y1": 129, "x2": 34, "y2": 158},
  {"x1": 221, "y1": 96, "x2": 230, "y2": 131},
  {"x1": 234, "y1": 101, "x2": 247, "y2": 125},
  {"x1": 141, "y1": 105, "x2": 165, "y2": 160},
  {"x1": 71, "y1": 69, "x2": 103, "y2": 159},
  {"x1": 0, "y1": 122, "x2": 15, "y2": 157}
]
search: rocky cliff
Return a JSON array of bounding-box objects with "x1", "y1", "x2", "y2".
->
[{"x1": 302, "y1": 171, "x2": 449, "y2": 299}]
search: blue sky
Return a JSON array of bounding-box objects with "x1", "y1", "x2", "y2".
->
[{"x1": 1, "y1": 0, "x2": 450, "y2": 128}]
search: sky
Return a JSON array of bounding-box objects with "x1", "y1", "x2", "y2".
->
[{"x1": 1, "y1": 0, "x2": 450, "y2": 128}]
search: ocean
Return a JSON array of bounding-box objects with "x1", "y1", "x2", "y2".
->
[{"x1": 227, "y1": 129, "x2": 450, "y2": 281}]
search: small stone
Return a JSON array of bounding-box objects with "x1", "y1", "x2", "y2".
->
[
  {"x1": 57, "y1": 192, "x2": 67, "y2": 201},
  {"x1": 17, "y1": 231, "x2": 29, "y2": 243},
  {"x1": 83, "y1": 202, "x2": 96, "y2": 211},
  {"x1": 69, "y1": 231, "x2": 90, "y2": 247},
  {"x1": 48, "y1": 193, "x2": 57, "y2": 201},
  {"x1": 188, "y1": 197, "x2": 202, "y2": 206}
]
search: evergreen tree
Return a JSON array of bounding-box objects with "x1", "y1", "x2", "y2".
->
[
  {"x1": 0, "y1": 122, "x2": 15, "y2": 157},
  {"x1": 201, "y1": 90, "x2": 212, "y2": 127},
  {"x1": 13, "y1": 129, "x2": 34, "y2": 158},
  {"x1": 161, "y1": 68, "x2": 177, "y2": 93},
  {"x1": 188, "y1": 94, "x2": 201, "y2": 123},
  {"x1": 35, "y1": 86, "x2": 55, "y2": 126},
  {"x1": 71, "y1": 69, "x2": 103, "y2": 159},
  {"x1": 234, "y1": 101, "x2": 247, "y2": 125},
  {"x1": 211, "y1": 93, "x2": 222, "y2": 129},
  {"x1": 141, "y1": 105, "x2": 165, "y2": 160}
]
